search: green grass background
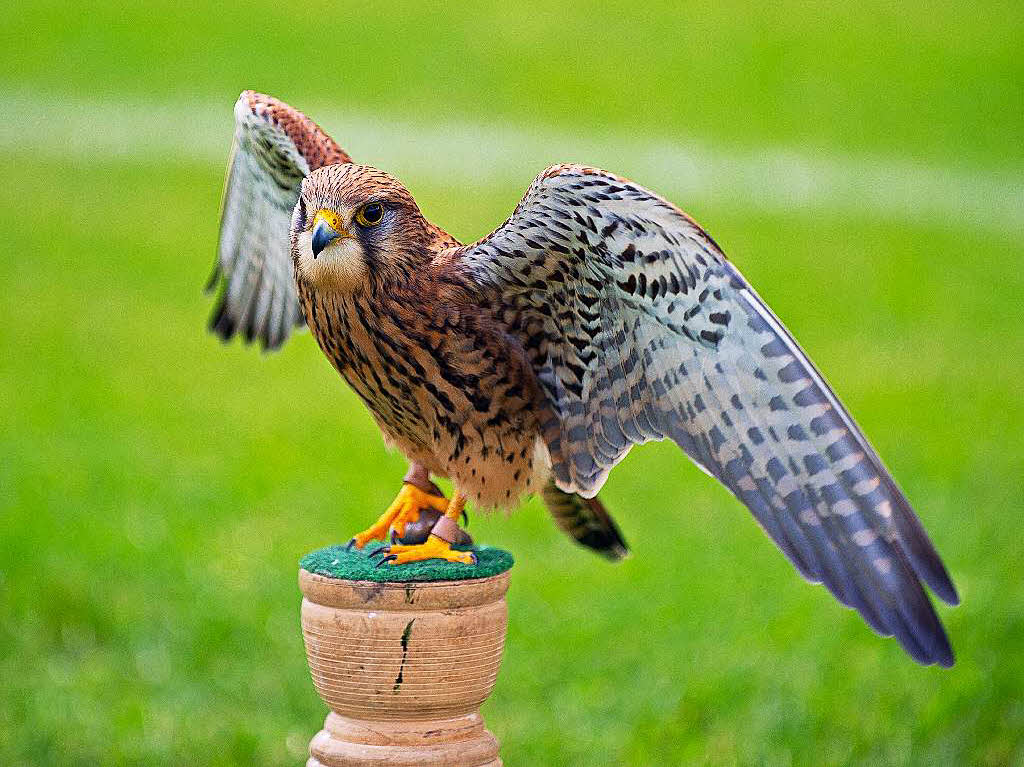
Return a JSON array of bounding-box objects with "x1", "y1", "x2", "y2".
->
[{"x1": 1, "y1": 1, "x2": 1022, "y2": 765}]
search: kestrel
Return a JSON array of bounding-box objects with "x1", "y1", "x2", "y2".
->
[{"x1": 207, "y1": 91, "x2": 957, "y2": 666}]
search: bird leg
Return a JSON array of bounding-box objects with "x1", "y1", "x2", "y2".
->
[
  {"x1": 370, "y1": 490, "x2": 477, "y2": 566},
  {"x1": 347, "y1": 464, "x2": 449, "y2": 549}
]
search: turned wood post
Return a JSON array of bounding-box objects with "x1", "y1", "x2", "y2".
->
[{"x1": 298, "y1": 549, "x2": 512, "y2": 767}]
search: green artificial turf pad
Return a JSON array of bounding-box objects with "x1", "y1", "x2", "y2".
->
[{"x1": 300, "y1": 544, "x2": 514, "y2": 582}]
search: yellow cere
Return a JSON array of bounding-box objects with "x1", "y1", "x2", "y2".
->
[{"x1": 313, "y1": 209, "x2": 350, "y2": 238}]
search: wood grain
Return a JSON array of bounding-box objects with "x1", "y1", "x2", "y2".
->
[{"x1": 299, "y1": 569, "x2": 510, "y2": 766}]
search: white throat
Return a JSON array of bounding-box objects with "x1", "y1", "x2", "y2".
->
[{"x1": 294, "y1": 229, "x2": 368, "y2": 292}]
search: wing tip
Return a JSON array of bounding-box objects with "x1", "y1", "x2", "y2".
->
[
  {"x1": 908, "y1": 623, "x2": 956, "y2": 668},
  {"x1": 935, "y1": 643, "x2": 956, "y2": 668},
  {"x1": 873, "y1": 554, "x2": 957, "y2": 668},
  {"x1": 932, "y1": 577, "x2": 960, "y2": 607},
  {"x1": 207, "y1": 294, "x2": 290, "y2": 353},
  {"x1": 891, "y1": 505, "x2": 960, "y2": 606},
  {"x1": 208, "y1": 294, "x2": 236, "y2": 342},
  {"x1": 909, "y1": 625, "x2": 956, "y2": 668},
  {"x1": 204, "y1": 260, "x2": 222, "y2": 294}
]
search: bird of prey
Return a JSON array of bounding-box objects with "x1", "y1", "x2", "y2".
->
[{"x1": 207, "y1": 91, "x2": 958, "y2": 666}]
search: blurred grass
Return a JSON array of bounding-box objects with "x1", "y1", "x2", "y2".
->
[
  {"x1": 1, "y1": 1, "x2": 1023, "y2": 765},
  {"x1": 3, "y1": 0, "x2": 1023, "y2": 168}
]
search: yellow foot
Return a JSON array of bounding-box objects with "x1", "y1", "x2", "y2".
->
[
  {"x1": 369, "y1": 534, "x2": 477, "y2": 567},
  {"x1": 347, "y1": 484, "x2": 450, "y2": 549}
]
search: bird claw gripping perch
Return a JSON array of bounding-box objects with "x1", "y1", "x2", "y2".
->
[
  {"x1": 346, "y1": 483, "x2": 450, "y2": 550},
  {"x1": 391, "y1": 507, "x2": 474, "y2": 546},
  {"x1": 369, "y1": 515, "x2": 478, "y2": 567}
]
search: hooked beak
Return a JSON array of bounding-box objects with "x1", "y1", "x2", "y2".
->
[{"x1": 311, "y1": 210, "x2": 351, "y2": 258}]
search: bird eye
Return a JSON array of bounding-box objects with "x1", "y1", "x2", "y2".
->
[{"x1": 356, "y1": 202, "x2": 384, "y2": 227}]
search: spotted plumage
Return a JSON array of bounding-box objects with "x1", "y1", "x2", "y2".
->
[{"x1": 207, "y1": 92, "x2": 958, "y2": 666}]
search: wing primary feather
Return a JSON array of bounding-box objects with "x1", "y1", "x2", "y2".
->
[
  {"x1": 204, "y1": 261, "x2": 222, "y2": 293},
  {"x1": 206, "y1": 91, "x2": 348, "y2": 351},
  {"x1": 717, "y1": 338, "x2": 890, "y2": 619},
  {"x1": 702, "y1": 348, "x2": 863, "y2": 605},
  {"x1": 729, "y1": 283, "x2": 954, "y2": 662},
  {"x1": 886, "y1": 484, "x2": 959, "y2": 605},
  {"x1": 733, "y1": 281, "x2": 958, "y2": 606}
]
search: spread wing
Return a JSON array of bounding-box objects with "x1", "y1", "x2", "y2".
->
[
  {"x1": 453, "y1": 164, "x2": 958, "y2": 666},
  {"x1": 207, "y1": 91, "x2": 351, "y2": 350}
]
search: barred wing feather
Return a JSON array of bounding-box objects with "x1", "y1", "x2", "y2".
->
[
  {"x1": 207, "y1": 91, "x2": 351, "y2": 350},
  {"x1": 455, "y1": 164, "x2": 958, "y2": 666}
]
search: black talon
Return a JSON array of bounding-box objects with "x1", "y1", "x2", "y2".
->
[
  {"x1": 368, "y1": 545, "x2": 390, "y2": 558},
  {"x1": 375, "y1": 554, "x2": 397, "y2": 568},
  {"x1": 469, "y1": 552, "x2": 478, "y2": 565},
  {"x1": 461, "y1": 509, "x2": 469, "y2": 527},
  {"x1": 346, "y1": 538, "x2": 356, "y2": 551}
]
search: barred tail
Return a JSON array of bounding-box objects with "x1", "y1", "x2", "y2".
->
[{"x1": 541, "y1": 480, "x2": 629, "y2": 560}]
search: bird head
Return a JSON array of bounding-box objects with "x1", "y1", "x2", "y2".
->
[{"x1": 290, "y1": 163, "x2": 431, "y2": 291}]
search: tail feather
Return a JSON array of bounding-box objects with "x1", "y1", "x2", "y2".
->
[{"x1": 542, "y1": 480, "x2": 629, "y2": 560}]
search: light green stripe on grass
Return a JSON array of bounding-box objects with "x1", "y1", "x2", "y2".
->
[{"x1": 4, "y1": 91, "x2": 1023, "y2": 240}]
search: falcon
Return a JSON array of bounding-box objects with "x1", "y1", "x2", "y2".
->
[{"x1": 207, "y1": 91, "x2": 958, "y2": 666}]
